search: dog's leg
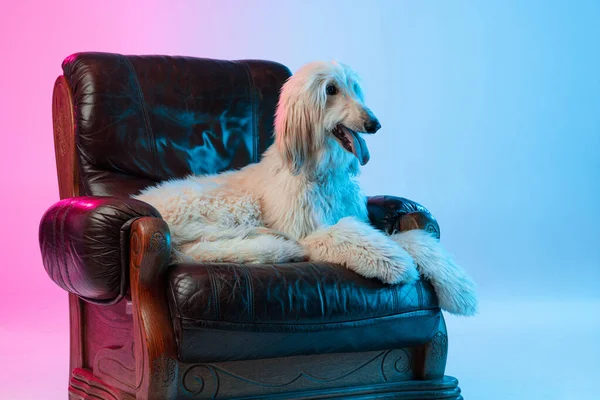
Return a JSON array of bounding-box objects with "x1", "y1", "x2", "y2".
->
[
  {"x1": 169, "y1": 223, "x2": 294, "y2": 244},
  {"x1": 300, "y1": 217, "x2": 419, "y2": 284},
  {"x1": 390, "y1": 230, "x2": 478, "y2": 316},
  {"x1": 177, "y1": 232, "x2": 307, "y2": 264}
]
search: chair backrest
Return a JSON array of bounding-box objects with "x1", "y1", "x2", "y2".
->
[{"x1": 52, "y1": 52, "x2": 291, "y2": 198}]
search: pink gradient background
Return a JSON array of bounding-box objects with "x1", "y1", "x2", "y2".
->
[{"x1": 1, "y1": 1, "x2": 599, "y2": 399}]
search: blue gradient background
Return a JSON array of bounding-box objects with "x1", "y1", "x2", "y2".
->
[{"x1": 0, "y1": 1, "x2": 598, "y2": 399}]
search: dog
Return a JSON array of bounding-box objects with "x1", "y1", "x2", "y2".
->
[{"x1": 134, "y1": 61, "x2": 478, "y2": 316}]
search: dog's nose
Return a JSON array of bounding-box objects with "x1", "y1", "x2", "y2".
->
[{"x1": 364, "y1": 118, "x2": 381, "y2": 134}]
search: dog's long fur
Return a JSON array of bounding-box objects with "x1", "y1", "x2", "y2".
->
[{"x1": 134, "y1": 61, "x2": 478, "y2": 316}]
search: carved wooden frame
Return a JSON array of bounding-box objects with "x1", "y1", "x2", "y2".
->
[{"x1": 129, "y1": 217, "x2": 178, "y2": 399}]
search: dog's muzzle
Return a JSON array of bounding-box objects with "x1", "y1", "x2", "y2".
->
[{"x1": 364, "y1": 117, "x2": 381, "y2": 134}]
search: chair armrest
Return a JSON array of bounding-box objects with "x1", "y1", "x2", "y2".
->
[
  {"x1": 39, "y1": 196, "x2": 162, "y2": 304},
  {"x1": 367, "y1": 195, "x2": 440, "y2": 239}
]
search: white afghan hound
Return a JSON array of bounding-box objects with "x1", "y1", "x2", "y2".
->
[{"x1": 134, "y1": 61, "x2": 478, "y2": 316}]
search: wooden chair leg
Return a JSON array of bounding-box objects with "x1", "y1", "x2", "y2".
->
[{"x1": 413, "y1": 314, "x2": 449, "y2": 380}]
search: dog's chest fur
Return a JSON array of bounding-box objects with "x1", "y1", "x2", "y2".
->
[{"x1": 258, "y1": 165, "x2": 368, "y2": 239}]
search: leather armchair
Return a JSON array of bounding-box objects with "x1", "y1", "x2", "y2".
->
[{"x1": 40, "y1": 52, "x2": 462, "y2": 400}]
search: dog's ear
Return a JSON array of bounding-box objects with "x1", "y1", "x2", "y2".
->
[{"x1": 275, "y1": 93, "x2": 319, "y2": 175}]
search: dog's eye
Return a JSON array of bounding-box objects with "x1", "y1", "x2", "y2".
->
[{"x1": 326, "y1": 84, "x2": 338, "y2": 95}]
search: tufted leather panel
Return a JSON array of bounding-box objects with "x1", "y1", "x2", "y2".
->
[
  {"x1": 168, "y1": 262, "x2": 440, "y2": 362},
  {"x1": 39, "y1": 196, "x2": 161, "y2": 304},
  {"x1": 61, "y1": 52, "x2": 291, "y2": 197}
]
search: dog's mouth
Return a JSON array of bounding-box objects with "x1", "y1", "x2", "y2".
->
[{"x1": 332, "y1": 125, "x2": 370, "y2": 165}]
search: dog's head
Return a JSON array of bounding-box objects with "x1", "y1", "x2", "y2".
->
[{"x1": 274, "y1": 61, "x2": 380, "y2": 175}]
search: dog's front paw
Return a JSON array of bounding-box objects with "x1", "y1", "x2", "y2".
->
[
  {"x1": 435, "y1": 275, "x2": 478, "y2": 316},
  {"x1": 390, "y1": 229, "x2": 478, "y2": 316},
  {"x1": 373, "y1": 251, "x2": 419, "y2": 285},
  {"x1": 300, "y1": 217, "x2": 420, "y2": 285},
  {"x1": 342, "y1": 244, "x2": 419, "y2": 285}
]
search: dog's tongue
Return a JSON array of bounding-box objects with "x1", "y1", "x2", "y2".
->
[{"x1": 346, "y1": 128, "x2": 370, "y2": 165}]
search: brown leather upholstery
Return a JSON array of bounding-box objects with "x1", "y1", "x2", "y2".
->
[
  {"x1": 62, "y1": 52, "x2": 291, "y2": 197},
  {"x1": 168, "y1": 262, "x2": 440, "y2": 362},
  {"x1": 367, "y1": 195, "x2": 439, "y2": 236},
  {"x1": 39, "y1": 196, "x2": 160, "y2": 304}
]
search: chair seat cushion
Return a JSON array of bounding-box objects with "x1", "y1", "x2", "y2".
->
[{"x1": 168, "y1": 262, "x2": 441, "y2": 362}]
